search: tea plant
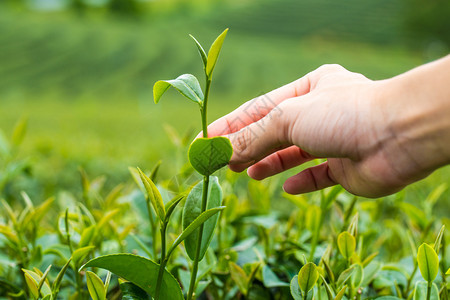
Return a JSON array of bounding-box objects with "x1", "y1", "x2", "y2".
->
[{"x1": 81, "y1": 29, "x2": 233, "y2": 300}]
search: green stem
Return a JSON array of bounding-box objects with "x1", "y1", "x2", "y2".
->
[
  {"x1": 155, "y1": 223, "x2": 167, "y2": 300},
  {"x1": 404, "y1": 262, "x2": 418, "y2": 297},
  {"x1": 426, "y1": 282, "x2": 431, "y2": 300},
  {"x1": 187, "y1": 175, "x2": 210, "y2": 300},
  {"x1": 201, "y1": 79, "x2": 211, "y2": 138}
]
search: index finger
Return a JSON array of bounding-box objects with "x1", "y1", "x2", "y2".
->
[{"x1": 205, "y1": 76, "x2": 312, "y2": 138}]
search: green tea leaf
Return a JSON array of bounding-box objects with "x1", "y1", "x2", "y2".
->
[
  {"x1": 290, "y1": 275, "x2": 302, "y2": 300},
  {"x1": 206, "y1": 28, "x2": 228, "y2": 77},
  {"x1": 86, "y1": 271, "x2": 106, "y2": 300},
  {"x1": 24, "y1": 273, "x2": 39, "y2": 299},
  {"x1": 72, "y1": 246, "x2": 95, "y2": 268},
  {"x1": 167, "y1": 206, "x2": 225, "y2": 258},
  {"x1": 319, "y1": 275, "x2": 333, "y2": 300},
  {"x1": 119, "y1": 280, "x2": 150, "y2": 300},
  {"x1": 413, "y1": 281, "x2": 439, "y2": 300},
  {"x1": 137, "y1": 168, "x2": 165, "y2": 223},
  {"x1": 446, "y1": 268, "x2": 450, "y2": 275},
  {"x1": 189, "y1": 34, "x2": 207, "y2": 68},
  {"x1": 262, "y1": 265, "x2": 290, "y2": 288},
  {"x1": 433, "y1": 225, "x2": 445, "y2": 255},
  {"x1": 417, "y1": 243, "x2": 439, "y2": 282},
  {"x1": 82, "y1": 254, "x2": 183, "y2": 300},
  {"x1": 164, "y1": 194, "x2": 185, "y2": 223},
  {"x1": 188, "y1": 137, "x2": 233, "y2": 176},
  {"x1": 22, "y1": 269, "x2": 51, "y2": 297},
  {"x1": 153, "y1": 74, "x2": 204, "y2": 105},
  {"x1": 79, "y1": 225, "x2": 96, "y2": 248},
  {"x1": 335, "y1": 285, "x2": 347, "y2": 300},
  {"x1": 229, "y1": 262, "x2": 249, "y2": 296},
  {"x1": 337, "y1": 265, "x2": 355, "y2": 288},
  {"x1": 375, "y1": 297, "x2": 403, "y2": 300},
  {"x1": 338, "y1": 231, "x2": 356, "y2": 259},
  {"x1": 298, "y1": 262, "x2": 319, "y2": 293},
  {"x1": 350, "y1": 263, "x2": 364, "y2": 288},
  {"x1": 52, "y1": 258, "x2": 72, "y2": 298},
  {"x1": 182, "y1": 176, "x2": 223, "y2": 260}
]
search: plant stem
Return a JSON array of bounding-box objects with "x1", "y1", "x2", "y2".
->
[
  {"x1": 187, "y1": 65, "x2": 212, "y2": 300},
  {"x1": 187, "y1": 175, "x2": 210, "y2": 300},
  {"x1": 426, "y1": 282, "x2": 431, "y2": 300},
  {"x1": 155, "y1": 223, "x2": 167, "y2": 300},
  {"x1": 201, "y1": 79, "x2": 212, "y2": 138}
]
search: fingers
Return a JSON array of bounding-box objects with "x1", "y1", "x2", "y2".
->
[
  {"x1": 283, "y1": 162, "x2": 337, "y2": 194},
  {"x1": 226, "y1": 98, "x2": 300, "y2": 168},
  {"x1": 247, "y1": 146, "x2": 317, "y2": 180},
  {"x1": 204, "y1": 75, "x2": 313, "y2": 138}
]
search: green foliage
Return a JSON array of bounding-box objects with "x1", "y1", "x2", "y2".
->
[
  {"x1": 153, "y1": 74, "x2": 204, "y2": 105},
  {"x1": 417, "y1": 243, "x2": 439, "y2": 282},
  {"x1": 83, "y1": 254, "x2": 183, "y2": 300},
  {"x1": 188, "y1": 137, "x2": 233, "y2": 176},
  {"x1": 182, "y1": 176, "x2": 223, "y2": 260},
  {"x1": 337, "y1": 231, "x2": 356, "y2": 259},
  {"x1": 86, "y1": 271, "x2": 106, "y2": 300},
  {"x1": 413, "y1": 281, "x2": 439, "y2": 300},
  {"x1": 297, "y1": 262, "x2": 319, "y2": 294}
]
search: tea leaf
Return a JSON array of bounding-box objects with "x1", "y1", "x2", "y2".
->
[
  {"x1": 289, "y1": 275, "x2": 302, "y2": 300},
  {"x1": 188, "y1": 137, "x2": 233, "y2": 176},
  {"x1": 335, "y1": 285, "x2": 347, "y2": 300},
  {"x1": 164, "y1": 194, "x2": 185, "y2": 223},
  {"x1": 79, "y1": 225, "x2": 96, "y2": 248},
  {"x1": 182, "y1": 176, "x2": 223, "y2": 260},
  {"x1": 446, "y1": 268, "x2": 450, "y2": 275},
  {"x1": 413, "y1": 281, "x2": 439, "y2": 300},
  {"x1": 262, "y1": 265, "x2": 290, "y2": 288},
  {"x1": 319, "y1": 275, "x2": 333, "y2": 300},
  {"x1": 37, "y1": 265, "x2": 52, "y2": 296},
  {"x1": 86, "y1": 271, "x2": 106, "y2": 300},
  {"x1": 153, "y1": 74, "x2": 204, "y2": 105},
  {"x1": 167, "y1": 206, "x2": 225, "y2": 258},
  {"x1": 298, "y1": 262, "x2": 319, "y2": 293},
  {"x1": 24, "y1": 273, "x2": 39, "y2": 299},
  {"x1": 189, "y1": 34, "x2": 207, "y2": 68},
  {"x1": 337, "y1": 265, "x2": 355, "y2": 288},
  {"x1": 229, "y1": 262, "x2": 249, "y2": 296},
  {"x1": 417, "y1": 243, "x2": 439, "y2": 282},
  {"x1": 82, "y1": 254, "x2": 183, "y2": 300},
  {"x1": 72, "y1": 246, "x2": 95, "y2": 268},
  {"x1": 52, "y1": 258, "x2": 72, "y2": 298},
  {"x1": 338, "y1": 232, "x2": 356, "y2": 259},
  {"x1": 433, "y1": 225, "x2": 445, "y2": 255},
  {"x1": 119, "y1": 280, "x2": 149, "y2": 300},
  {"x1": 350, "y1": 263, "x2": 364, "y2": 288},
  {"x1": 206, "y1": 28, "x2": 228, "y2": 77},
  {"x1": 137, "y1": 168, "x2": 165, "y2": 223}
]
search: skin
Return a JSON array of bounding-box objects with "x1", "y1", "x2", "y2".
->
[{"x1": 205, "y1": 55, "x2": 450, "y2": 198}]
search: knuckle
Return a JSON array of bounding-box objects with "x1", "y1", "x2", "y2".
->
[{"x1": 319, "y1": 63, "x2": 345, "y2": 73}]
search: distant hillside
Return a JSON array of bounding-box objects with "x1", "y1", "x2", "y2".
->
[{"x1": 208, "y1": 0, "x2": 406, "y2": 44}]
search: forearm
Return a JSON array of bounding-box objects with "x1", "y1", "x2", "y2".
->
[{"x1": 383, "y1": 55, "x2": 450, "y2": 175}]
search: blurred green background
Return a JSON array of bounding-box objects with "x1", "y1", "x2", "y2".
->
[{"x1": 0, "y1": 0, "x2": 449, "y2": 205}]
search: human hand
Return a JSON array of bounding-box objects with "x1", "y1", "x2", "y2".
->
[{"x1": 206, "y1": 58, "x2": 450, "y2": 198}]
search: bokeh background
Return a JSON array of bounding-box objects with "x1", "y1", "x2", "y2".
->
[{"x1": 1, "y1": 0, "x2": 449, "y2": 208}]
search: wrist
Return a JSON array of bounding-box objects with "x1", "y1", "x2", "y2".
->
[{"x1": 380, "y1": 56, "x2": 450, "y2": 178}]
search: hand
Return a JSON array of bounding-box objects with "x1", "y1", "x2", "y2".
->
[{"x1": 206, "y1": 58, "x2": 450, "y2": 198}]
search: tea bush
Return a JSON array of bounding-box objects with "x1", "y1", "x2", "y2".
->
[{"x1": 1, "y1": 30, "x2": 449, "y2": 300}]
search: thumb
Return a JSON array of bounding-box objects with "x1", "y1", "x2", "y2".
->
[{"x1": 226, "y1": 98, "x2": 299, "y2": 170}]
